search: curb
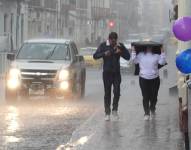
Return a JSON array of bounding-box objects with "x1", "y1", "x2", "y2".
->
[{"x1": 56, "y1": 108, "x2": 103, "y2": 150}]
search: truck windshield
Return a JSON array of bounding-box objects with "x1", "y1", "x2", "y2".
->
[{"x1": 17, "y1": 43, "x2": 71, "y2": 60}]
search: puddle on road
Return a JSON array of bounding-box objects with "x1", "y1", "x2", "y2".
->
[
  {"x1": 4, "y1": 136, "x2": 22, "y2": 143},
  {"x1": 56, "y1": 135, "x2": 92, "y2": 150},
  {"x1": 2, "y1": 106, "x2": 23, "y2": 145},
  {"x1": 5, "y1": 106, "x2": 20, "y2": 133}
]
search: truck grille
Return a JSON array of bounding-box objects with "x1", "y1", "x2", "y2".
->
[{"x1": 21, "y1": 69, "x2": 57, "y2": 80}]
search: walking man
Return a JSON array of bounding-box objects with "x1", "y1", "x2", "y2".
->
[{"x1": 93, "y1": 32, "x2": 130, "y2": 121}]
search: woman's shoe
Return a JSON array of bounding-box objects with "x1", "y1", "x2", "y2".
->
[
  {"x1": 105, "y1": 115, "x2": 110, "y2": 121},
  {"x1": 144, "y1": 115, "x2": 150, "y2": 121}
]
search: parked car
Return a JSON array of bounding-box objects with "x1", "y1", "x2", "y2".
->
[
  {"x1": 80, "y1": 47, "x2": 102, "y2": 67},
  {"x1": 6, "y1": 39, "x2": 86, "y2": 101}
]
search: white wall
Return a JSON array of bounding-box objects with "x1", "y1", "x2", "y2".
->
[{"x1": 0, "y1": 1, "x2": 28, "y2": 50}]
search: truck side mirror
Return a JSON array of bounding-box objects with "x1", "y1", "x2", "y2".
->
[{"x1": 7, "y1": 53, "x2": 15, "y2": 61}]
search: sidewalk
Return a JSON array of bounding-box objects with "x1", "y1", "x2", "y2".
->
[{"x1": 62, "y1": 75, "x2": 184, "y2": 150}]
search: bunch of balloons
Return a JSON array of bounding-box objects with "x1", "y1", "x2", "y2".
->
[
  {"x1": 173, "y1": 16, "x2": 191, "y2": 74},
  {"x1": 176, "y1": 48, "x2": 191, "y2": 74}
]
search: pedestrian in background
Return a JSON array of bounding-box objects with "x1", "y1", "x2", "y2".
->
[
  {"x1": 131, "y1": 46, "x2": 166, "y2": 121},
  {"x1": 93, "y1": 32, "x2": 130, "y2": 121}
]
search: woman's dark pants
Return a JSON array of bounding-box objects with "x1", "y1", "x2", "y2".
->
[{"x1": 139, "y1": 77, "x2": 160, "y2": 115}]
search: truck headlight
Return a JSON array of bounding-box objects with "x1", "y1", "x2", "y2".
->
[
  {"x1": 7, "y1": 79, "x2": 20, "y2": 90},
  {"x1": 60, "y1": 81, "x2": 69, "y2": 90},
  {"x1": 8, "y1": 68, "x2": 20, "y2": 79},
  {"x1": 7, "y1": 68, "x2": 20, "y2": 90},
  {"x1": 58, "y1": 69, "x2": 69, "y2": 81}
]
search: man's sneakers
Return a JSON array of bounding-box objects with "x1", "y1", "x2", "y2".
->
[
  {"x1": 104, "y1": 111, "x2": 119, "y2": 121},
  {"x1": 144, "y1": 115, "x2": 150, "y2": 121},
  {"x1": 150, "y1": 111, "x2": 156, "y2": 120},
  {"x1": 112, "y1": 111, "x2": 119, "y2": 121},
  {"x1": 105, "y1": 115, "x2": 110, "y2": 121},
  {"x1": 144, "y1": 111, "x2": 156, "y2": 121}
]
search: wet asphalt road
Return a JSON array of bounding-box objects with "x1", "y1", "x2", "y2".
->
[
  {"x1": 0, "y1": 41, "x2": 185, "y2": 150},
  {"x1": 0, "y1": 69, "x2": 103, "y2": 150},
  {"x1": 0, "y1": 67, "x2": 185, "y2": 150}
]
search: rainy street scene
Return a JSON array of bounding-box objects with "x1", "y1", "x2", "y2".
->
[{"x1": 0, "y1": 0, "x2": 191, "y2": 150}]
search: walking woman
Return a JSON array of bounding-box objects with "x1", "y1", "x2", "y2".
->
[{"x1": 131, "y1": 45, "x2": 166, "y2": 120}]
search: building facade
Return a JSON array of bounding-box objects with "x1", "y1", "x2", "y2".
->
[
  {"x1": 75, "y1": 0, "x2": 111, "y2": 46},
  {"x1": 0, "y1": 0, "x2": 28, "y2": 50},
  {"x1": 0, "y1": 0, "x2": 112, "y2": 49}
]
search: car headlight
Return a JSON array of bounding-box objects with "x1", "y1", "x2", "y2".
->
[
  {"x1": 7, "y1": 78, "x2": 20, "y2": 90},
  {"x1": 60, "y1": 81, "x2": 69, "y2": 90},
  {"x1": 58, "y1": 69, "x2": 69, "y2": 81},
  {"x1": 8, "y1": 68, "x2": 20, "y2": 79},
  {"x1": 7, "y1": 68, "x2": 20, "y2": 89}
]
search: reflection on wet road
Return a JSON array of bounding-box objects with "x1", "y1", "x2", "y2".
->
[
  {"x1": 0, "y1": 64, "x2": 185, "y2": 150},
  {"x1": 0, "y1": 100, "x2": 98, "y2": 150},
  {"x1": 0, "y1": 69, "x2": 103, "y2": 150}
]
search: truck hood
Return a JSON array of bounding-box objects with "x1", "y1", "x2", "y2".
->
[{"x1": 11, "y1": 60, "x2": 71, "y2": 70}]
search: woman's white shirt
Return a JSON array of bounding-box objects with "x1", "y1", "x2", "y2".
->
[{"x1": 131, "y1": 51, "x2": 166, "y2": 79}]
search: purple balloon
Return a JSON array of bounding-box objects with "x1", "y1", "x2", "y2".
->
[{"x1": 173, "y1": 16, "x2": 191, "y2": 41}]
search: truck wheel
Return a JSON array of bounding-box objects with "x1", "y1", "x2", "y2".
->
[
  {"x1": 81, "y1": 81, "x2": 85, "y2": 98},
  {"x1": 81, "y1": 72, "x2": 86, "y2": 98},
  {"x1": 20, "y1": 89, "x2": 29, "y2": 100},
  {"x1": 5, "y1": 89, "x2": 18, "y2": 103},
  {"x1": 75, "y1": 80, "x2": 82, "y2": 99},
  {"x1": 55, "y1": 89, "x2": 73, "y2": 100}
]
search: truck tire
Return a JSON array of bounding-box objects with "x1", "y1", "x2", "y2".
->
[
  {"x1": 81, "y1": 71, "x2": 86, "y2": 98},
  {"x1": 5, "y1": 89, "x2": 18, "y2": 103},
  {"x1": 20, "y1": 89, "x2": 29, "y2": 100},
  {"x1": 75, "y1": 79, "x2": 82, "y2": 99}
]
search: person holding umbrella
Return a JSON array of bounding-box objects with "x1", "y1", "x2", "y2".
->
[{"x1": 131, "y1": 42, "x2": 167, "y2": 120}]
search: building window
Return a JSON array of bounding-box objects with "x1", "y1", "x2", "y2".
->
[
  {"x1": 21, "y1": 14, "x2": 24, "y2": 43},
  {"x1": 38, "y1": 23, "x2": 42, "y2": 33},
  {"x1": 36, "y1": 11, "x2": 40, "y2": 19},
  {"x1": 78, "y1": 0, "x2": 87, "y2": 9},
  {"x1": 44, "y1": 0, "x2": 56, "y2": 9},
  {"x1": 70, "y1": 0, "x2": 76, "y2": 6},
  {"x1": 4, "y1": 14, "x2": 8, "y2": 34},
  {"x1": 10, "y1": 13, "x2": 14, "y2": 34},
  {"x1": 28, "y1": 0, "x2": 41, "y2": 7}
]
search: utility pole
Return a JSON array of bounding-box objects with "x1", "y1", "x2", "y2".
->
[
  {"x1": 56, "y1": 0, "x2": 59, "y2": 38},
  {"x1": 177, "y1": 0, "x2": 191, "y2": 149},
  {"x1": 16, "y1": 0, "x2": 21, "y2": 49}
]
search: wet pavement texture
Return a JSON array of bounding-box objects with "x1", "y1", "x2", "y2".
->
[
  {"x1": 0, "y1": 41, "x2": 185, "y2": 150},
  {"x1": 0, "y1": 69, "x2": 102, "y2": 150},
  {"x1": 66, "y1": 74, "x2": 184, "y2": 150},
  {"x1": 58, "y1": 42, "x2": 185, "y2": 150}
]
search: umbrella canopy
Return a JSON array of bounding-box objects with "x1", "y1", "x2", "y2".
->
[
  {"x1": 131, "y1": 41, "x2": 163, "y2": 54},
  {"x1": 131, "y1": 41, "x2": 167, "y2": 75}
]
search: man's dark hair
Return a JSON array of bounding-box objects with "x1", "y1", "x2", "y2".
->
[{"x1": 109, "y1": 32, "x2": 118, "y2": 39}]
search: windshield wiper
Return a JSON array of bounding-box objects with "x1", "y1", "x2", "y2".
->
[
  {"x1": 45, "y1": 46, "x2": 57, "y2": 60},
  {"x1": 28, "y1": 60, "x2": 54, "y2": 63}
]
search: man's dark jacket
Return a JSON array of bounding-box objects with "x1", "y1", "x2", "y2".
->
[{"x1": 93, "y1": 41, "x2": 130, "y2": 72}]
